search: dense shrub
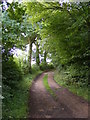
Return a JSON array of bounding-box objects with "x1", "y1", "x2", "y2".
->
[
  {"x1": 31, "y1": 64, "x2": 40, "y2": 73},
  {"x1": 2, "y1": 59, "x2": 23, "y2": 89},
  {"x1": 66, "y1": 64, "x2": 89, "y2": 87},
  {"x1": 40, "y1": 62, "x2": 54, "y2": 71},
  {"x1": 56, "y1": 63, "x2": 89, "y2": 87}
]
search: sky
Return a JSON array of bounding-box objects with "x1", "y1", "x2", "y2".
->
[
  {"x1": 7, "y1": 0, "x2": 20, "y2": 3},
  {"x1": 13, "y1": 44, "x2": 36, "y2": 56},
  {"x1": 7, "y1": 0, "x2": 13, "y2": 3},
  {"x1": 13, "y1": 43, "x2": 51, "y2": 65}
]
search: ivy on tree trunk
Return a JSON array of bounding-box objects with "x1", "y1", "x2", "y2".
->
[
  {"x1": 28, "y1": 38, "x2": 32, "y2": 72},
  {"x1": 36, "y1": 41, "x2": 40, "y2": 66},
  {"x1": 44, "y1": 50, "x2": 47, "y2": 65}
]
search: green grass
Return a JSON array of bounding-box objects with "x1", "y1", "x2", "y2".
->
[
  {"x1": 3, "y1": 69, "x2": 42, "y2": 119},
  {"x1": 43, "y1": 74, "x2": 56, "y2": 99},
  {"x1": 54, "y1": 70, "x2": 89, "y2": 101}
]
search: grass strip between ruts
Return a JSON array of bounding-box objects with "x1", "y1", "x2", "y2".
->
[{"x1": 43, "y1": 74, "x2": 57, "y2": 100}]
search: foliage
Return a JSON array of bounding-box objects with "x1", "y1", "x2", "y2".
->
[
  {"x1": 14, "y1": 54, "x2": 29, "y2": 75},
  {"x1": 40, "y1": 62, "x2": 54, "y2": 71},
  {"x1": 2, "y1": 65, "x2": 42, "y2": 118},
  {"x1": 26, "y1": 1, "x2": 89, "y2": 90},
  {"x1": 7, "y1": 2, "x2": 26, "y2": 23},
  {"x1": 54, "y1": 70, "x2": 89, "y2": 101},
  {"x1": 2, "y1": 59, "x2": 23, "y2": 118},
  {"x1": 2, "y1": 2, "x2": 26, "y2": 44},
  {"x1": 2, "y1": 59, "x2": 23, "y2": 89},
  {"x1": 2, "y1": 1, "x2": 89, "y2": 118}
]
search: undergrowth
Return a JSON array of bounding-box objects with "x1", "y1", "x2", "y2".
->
[
  {"x1": 2, "y1": 66, "x2": 42, "y2": 119},
  {"x1": 54, "y1": 70, "x2": 89, "y2": 101}
]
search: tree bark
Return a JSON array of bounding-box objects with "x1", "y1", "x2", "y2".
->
[
  {"x1": 36, "y1": 41, "x2": 40, "y2": 66},
  {"x1": 28, "y1": 38, "x2": 32, "y2": 72},
  {"x1": 44, "y1": 50, "x2": 47, "y2": 64}
]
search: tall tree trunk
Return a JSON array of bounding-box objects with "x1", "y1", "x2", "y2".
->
[
  {"x1": 36, "y1": 41, "x2": 40, "y2": 66},
  {"x1": 28, "y1": 38, "x2": 32, "y2": 72},
  {"x1": 44, "y1": 50, "x2": 47, "y2": 65}
]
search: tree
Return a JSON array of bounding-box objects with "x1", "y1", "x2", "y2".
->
[
  {"x1": 2, "y1": 2, "x2": 26, "y2": 61},
  {"x1": 36, "y1": 39, "x2": 40, "y2": 66},
  {"x1": 26, "y1": 1, "x2": 89, "y2": 85},
  {"x1": 28, "y1": 32, "x2": 37, "y2": 72}
]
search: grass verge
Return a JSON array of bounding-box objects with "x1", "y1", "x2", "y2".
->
[
  {"x1": 2, "y1": 69, "x2": 42, "y2": 119},
  {"x1": 43, "y1": 74, "x2": 56, "y2": 99},
  {"x1": 54, "y1": 70, "x2": 89, "y2": 101}
]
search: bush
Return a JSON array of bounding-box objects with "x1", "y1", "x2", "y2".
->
[
  {"x1": 2, "y1": 59, "x2": 23, "y2": 89},
  {"x1": 31, "y1": 64, "x2": 40, "y2": 73},
  {"x1": 56, "y1": 63, "x2": 89, "y2": 87},
  {"x1": 65, "y1": 64, "x2": 89, "y2": 87},
  {"x1": 40, "y1": 62, "x2": 54, "y2": 71},
  {"x1": 14, "y1": 57, "x2": 29, "y2": 75}
]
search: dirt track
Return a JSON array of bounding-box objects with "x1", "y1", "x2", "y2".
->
[{"x1": 28, "y1": 71, "x2": 89, "y2": 119}]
